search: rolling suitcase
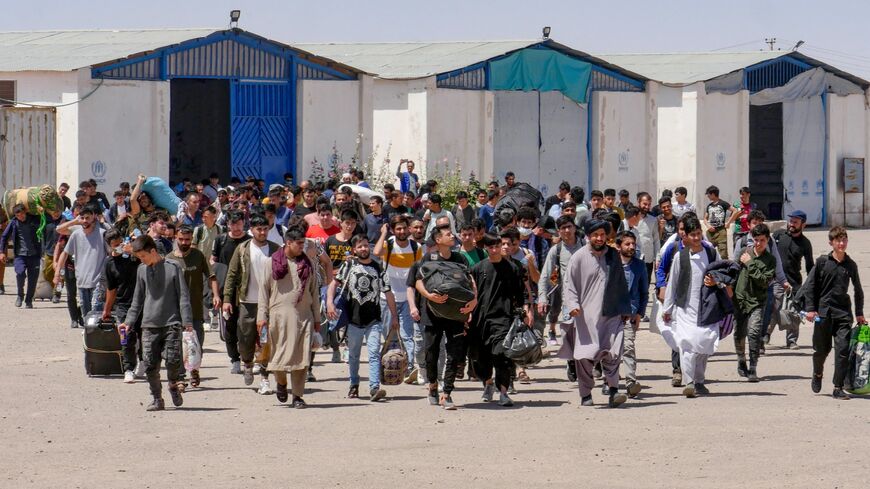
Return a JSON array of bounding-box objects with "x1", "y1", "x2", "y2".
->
[{"x1": 82, "y1": 311, "x2": 124, "y2": 376}]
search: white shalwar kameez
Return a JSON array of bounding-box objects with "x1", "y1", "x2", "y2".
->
[{"x1": 662, "y1": 250, "x2": 719, "y2": 385}]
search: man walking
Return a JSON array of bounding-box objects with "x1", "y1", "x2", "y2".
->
[
  {"x1": 616, "y1": 231, "x2": 648, "y2": 397},
  {"x1": 769, "y1": 210, "x2": 814, "y2": 349},
  {"x1": 0, "y1": 204, "x2": 42, "y2": 308},
  {"x1": 119, "y1": 235, "x2": 193, "y2": 411},
  {"x1": 101, "y1": 229, "x2": 143, "y2": 383},
  {"x1": 560, "y1": 219, "x2": 631, "y2": 408},
  {"x1": 804, "y1": 226, "x2": 864, "y2": 400},
  {"x1": 733, "y1": 224, "x2": 777, "y2": 382},
  {"x1": 54, "y1": 204, "x2": 107, "y2": 316},
  {"x1": 212, "y1": 211, "x2": 251, "y2": 374}
]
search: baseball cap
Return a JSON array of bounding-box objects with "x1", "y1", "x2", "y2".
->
[{"x1": 787, "y1": 210, "x2": 807, "y2": 222}]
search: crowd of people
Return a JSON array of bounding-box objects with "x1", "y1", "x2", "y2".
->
[{"x1": 0, "y1": 163, "x2": 864, "y2": 411}]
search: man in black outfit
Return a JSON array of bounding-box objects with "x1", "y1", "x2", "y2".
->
[
  {"x1": 101, "y1": 229, "x2": 141, "y2": 383},
  {"x1": 414, "y1": 224, "x2": 477, "y2": 410},
  {"x1": 768, "y1": 210, "x2": 814, "y2": 348},
  {"x1": 469, "y1": 233, "x2": 526, "y2": 407},
  {"x1": 804, "y1": 226, "x2": 864, "y2": 400}
]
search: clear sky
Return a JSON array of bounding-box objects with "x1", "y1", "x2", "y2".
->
[{"x1": 5, "y1": 0, "x2": 870, "y2": 78}]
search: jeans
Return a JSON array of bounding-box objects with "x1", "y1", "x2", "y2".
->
[
  {"x1": 346, "y1": 322, "x2": 382, "y2": 390},
  {"x1": 78, "y1": 287, "x2": 95, "y2": 318},
  {"x1": 381, "y1": 299, "x2": 415, "y2": 368},
  {"x1": 64, "y1": 268, "x2": 81, "y2": 325},
  {"x1": 13, "y1": 255, "x2": 40, "y2": 303},
  {"x1": 115, "y1": 304, "x2": 142, "y2": 372},
  {"x1": 142, "y1": 325, "x2": 184, "y2": 398},
  {"x1": 734, "y1": 307, "x2": 764, "y2": 367},
  {"x1": 813, "y1": 317, "x2": 852, "y2": 388}
]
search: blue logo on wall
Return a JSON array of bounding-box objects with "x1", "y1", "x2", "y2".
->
[{"x1": 91, "y1": 160, "x2": 107, "y2": 184}]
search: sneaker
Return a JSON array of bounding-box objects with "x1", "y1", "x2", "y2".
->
[
  {"x1": 482, "y1": 383, "x2": 496, "y2": 402},
  {"x1": 369, "y1": 387, "x2": 386, "y2": 402},
  {"x1": 145, "y1": 398, "x2": 165, "y2": 412},
  {"x1": 347, "y1": 385, "x2": 360, "y2": 399},
  {"x1": 627, "y1": 381, "x2": 642, "y2": 398},
  {"x1": 276, "y1": 383, "x2": 288, "y2": 403},
  {"x1": 608, "y1": 389, "x2": 627, "y2": 408},
  {"x1": 567, "y1": 362, "x2": 577, "y2": 382},
  {"x1": 307, "y1": 370, "x2": 316, "y2": 382},
  {"x1": 230, "y1": 361, "x2": 242, "y2": 375},
  {"x1": 763, "y1": 334, "x2": 771, "y2": 345},
  {"x1": 291, "y1": 396, "x2": 307, "y2": 409},
  {"x1": 601, "y1": 384, "x2": 610, "y2": 395},
  {"x1": 580, "y1": 395, "x2": 594, "y2": 407},
  {"x1": 341, "y1": 349, "x2": 349, "y2": 363},
  {"x1": 788, "y1": 342, "x2": 800, "y2": 350},
  {"x1": 427, "y1": 387, "x2": 440, "y2": 406},
  {"x1": 258, "y1": 378, "x2": 275, "y2": 395},
  {"x1": 243, "y1": 365, "x2": 254, "y2": 386},
  {"x1": 169, "y1": 384, "x2": 184, "y2": 407},
  {"x1": 52, "y1": 293, "x2": 61, "y2": 304},
  {"x1": 811, "y1": 374, "x2": 822, "y2": 394},
  {"x1": 404, "y1": 368, "x2": 419, "y2": 385},
  {"x1": 24, "y1": 302, "x2": 33, "y2": 309},
  {"x1": 671, "y1": 371, "x2": 682, "y2": 387},
  {"x1": 833, "y1": 388, "x2": 851, "y2": 400},
  {"x1": 747, "y1": 368, "x2": 760, "y2": 383},
  {"x1": 253, "y1": 364, "x2": 262, "y2": 375},
  {"x1": 498, "y1": 393, "x2": 514, "y2": 407},
  {"x1": 695, "y1": 383, "x2": 710, "y2": 395},
  {"x1": 15, "y1": 296, "x2": 22, "y2": 307},
  {"x1": 70, "y1": 320, "x2": 80, "y2": 329},
  {"x1": 123, "y1": 370, "x2": 135, "y2": 383},
  {"x1": 442, "y1": 394, "x2": 457, "y2": 410},
  {"x1": 683, "y1": 382, "x2": 696, "y2": 398},
  {"x1": 134, "y1": 362, "x2": 147, "y2": 378},
  {"x1": 548, "y1": 331, "x2": 558, "y2": 346},
  {"x1": 737, "y1": 360, "x2": 749, "y2": 378},
  {"x1": 508, "y1": 381, "x2": 517, "y2": 395},
  {"x1": 331, "y1": 350, "x2": 342, "y2": 363}
]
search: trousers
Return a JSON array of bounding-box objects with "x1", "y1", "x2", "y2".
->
[
  {"x1": 764, "y1": 282, "x2": 798, "y2": 345},
  {"x1": 13, "y1": 255, "x2": 40, "y2": 302},
  {"x1": 622, "y1": 321, "x2": 639, "y2": 382},
  {"x1": 423, "y1": 321, "x2": 465, "y2": 394},
  {"x1": 472, "y1": 341, "x2": 513, "y2": 392},
  {"x1": 142, "y1": 325, "x2": 184, "y2": 398},
  {"x1": 238, "y1": 302, "x2": 258, "y2": 365},
  {"x1": 680, "y1": 349, "x2": 709, "y2": 385},
  {"x1": 274, "y1": 370, "x2": 307, "y2": 397},
  {"x1": 734, "y1": 307, "x2": 764, "y2": 366},
  {"x1": 575, "y1": 356, "x2": 620, "y2": 398},
  {"x1": 812, "y1": 317, "x2": 852, "y2": 388}
]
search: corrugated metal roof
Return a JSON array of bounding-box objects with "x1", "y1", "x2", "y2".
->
[
  {"x1": 595, "y1": 52, "x2": 785, "y2": 84},
  {"x1": 294, "y1": 40, "x2": 541, "y2": 79},
  {"x1": 0, "y1": 29, "x2": 220, "y2": 72}
]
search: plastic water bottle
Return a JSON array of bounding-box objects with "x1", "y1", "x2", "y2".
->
[
  {"x1": 122, "y1": 237, "x2": 130, "y2": 258},
  {"x1": 119, "y1": 326, "x2": 127, "y2": 346},
  {"x1": 259, "y1": 324, "x2": 269, "y2": 344}
]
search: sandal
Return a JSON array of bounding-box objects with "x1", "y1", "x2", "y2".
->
[
  {"x1": 190, "y1": 369, "x2": 200, "y2": 388},
  {"x1": 517, "y1": 370, "x2": 532, "y2": 384}
]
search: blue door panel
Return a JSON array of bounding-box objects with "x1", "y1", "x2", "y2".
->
[{"x1": 230, "y1": 81, "x2": 293, "y2": 183}]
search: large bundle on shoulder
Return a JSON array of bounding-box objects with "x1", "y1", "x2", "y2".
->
[
  {"x1": 140, "y1": 177, "x2": 181, "y2": 215},
  {"x1": 3, "y1": 185, "x2": 62, "y2": 217},
  {"x1": 419, "y1": 260, "x2": 475, "y2": 322},
  {"x1": 494, "y1": 182, "x2": 543, "y2": 215}
]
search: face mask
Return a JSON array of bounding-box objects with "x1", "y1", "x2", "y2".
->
[{"x1": 518, "y1": 226, "x2": 532, "y2": 238}]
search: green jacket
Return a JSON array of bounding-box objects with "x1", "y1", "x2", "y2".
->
[
  {"x1": 223, "y1": 239, "x2": 280, "y2": 306},
  {"x1": 734, "y1": 246, "x2": 776, "y2": 314}
]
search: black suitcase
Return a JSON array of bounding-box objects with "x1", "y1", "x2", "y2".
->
[{"x1": 82, "y1": 312, "x2": 124, "y2": 376}]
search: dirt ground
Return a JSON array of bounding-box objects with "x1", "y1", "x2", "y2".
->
[{"x1": 1, "y1": 228, "x2": 868, "y2": 488}]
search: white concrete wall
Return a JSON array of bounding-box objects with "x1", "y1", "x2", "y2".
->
[
  {"x1": 426, "y1": 87, "x2": 492, "y2": 182},
  {"x1": 76, "y1": 70, "x2": 169, "y2": 191},
  {"x1": 696, "y1": 89, "x2": 749, "y2": 207},
  {"x1": 827, "y1": 93, "x2": 868, "y2": 226},
  {"x1": 296, "y1": 79, "x2": 362, "y2": 184},
  {"x1": 370, "y1": 78, "x2": 430, "y2": 184},
  {"x1": 651, "y1": 83, "x2": 700, "y2": 205},
  {"x1": 0, "y1": 70, "x2": 80, "y2": 187},
  {"x1": 591, "y1": 90, "x2": 649, "y2": 197}
]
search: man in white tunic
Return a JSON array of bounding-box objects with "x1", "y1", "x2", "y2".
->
[
  {"x1": 662, "y1": 216, "x2": 723, "y2": 398},
  {"x1": 560, "y1": 219, "x2": 631, "y2": 408}
]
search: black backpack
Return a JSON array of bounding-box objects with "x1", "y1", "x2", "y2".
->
[{"x1": 420, "y1": 259, "x2": 475, "y2": 322}]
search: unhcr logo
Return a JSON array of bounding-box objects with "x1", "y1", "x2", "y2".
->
[{"x1": 91, "y1": 160, "x2": 107, "y2": 184}]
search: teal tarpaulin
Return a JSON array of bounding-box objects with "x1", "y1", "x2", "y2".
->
[{"x1": 489, "y1": 49, "x2": 592, "y2": 104}]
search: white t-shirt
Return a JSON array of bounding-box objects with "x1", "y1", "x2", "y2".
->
[{"x1": 244, "y1": 243, "x2": 271, "y2": 303}]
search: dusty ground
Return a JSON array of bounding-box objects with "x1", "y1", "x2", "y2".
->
[{"x1": 1, "y1": 228, "x2": 868, "y2": 488}]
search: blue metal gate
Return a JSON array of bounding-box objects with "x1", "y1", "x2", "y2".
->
[{"x1": 230, "y1": 81, "x2": 294, "y2": 183}]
